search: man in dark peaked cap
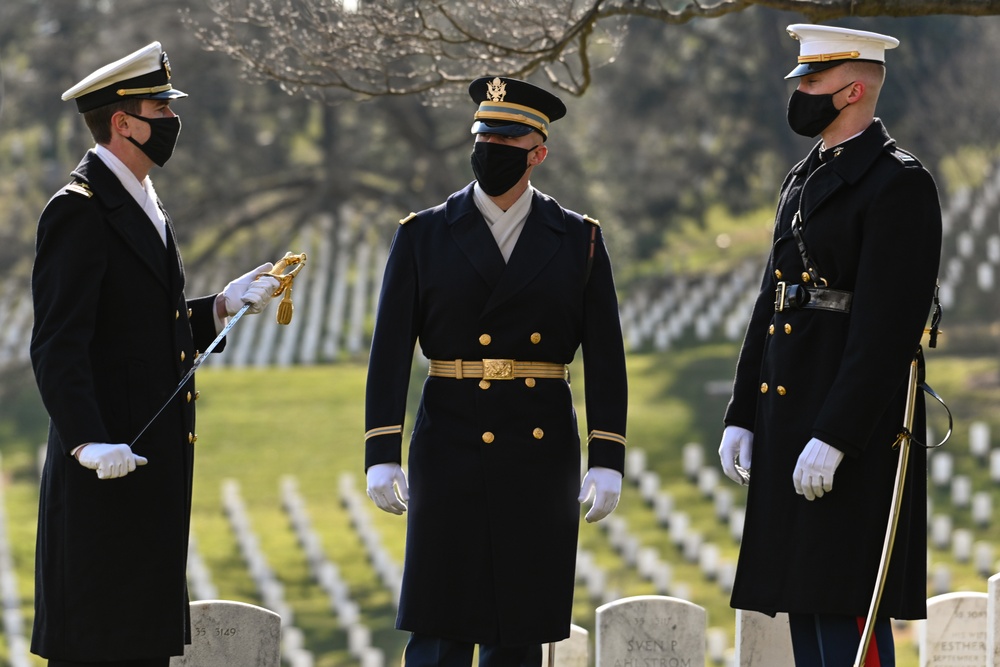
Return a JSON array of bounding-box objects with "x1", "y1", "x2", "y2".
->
[
  {"x1": 30, "y1": 42, "x2": 280, "y2": 666},
  {"x1": 364, "y1": 76, "x2": 628, "y2": 667},
  {"x1": 717, "y1": 24, "x2": 942, "y2": 666}
]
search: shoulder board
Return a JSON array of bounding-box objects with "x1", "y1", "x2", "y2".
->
[
  {"x1": 890, "y1": 149, "x2": 921, "y2": 167},
  {"x1": 399, "y1": 212, "x2": 418, "y2": 225},
  {"x1": 583, "y1": 215, "x2": 601, "y2": 227},
  {"x1": 65, "y1": 182, "x2": 93, "y2": 199}
]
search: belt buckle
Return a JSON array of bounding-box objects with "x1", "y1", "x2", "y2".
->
[
  {"x1": 774, "y1": 281, "x2": 787, "y2": 312},
  {"x1": 482, "y1": 359, "x2": 515, "y2": 380}
]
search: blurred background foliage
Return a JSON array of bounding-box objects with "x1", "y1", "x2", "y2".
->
[{"x1": 2, "y1": 1, "x2": 1000, "y2": 665}]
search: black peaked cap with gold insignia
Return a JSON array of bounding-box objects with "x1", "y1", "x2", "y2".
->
[
  {"x1": 62, "y1": 42, "x2": 187, "y2": 113},
  {"x1": 469, "y1": 76, "x2": 566, "y2": 141}
]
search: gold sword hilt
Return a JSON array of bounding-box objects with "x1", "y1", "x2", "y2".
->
[{"x1": 257, "y1": 252, "x2": 307, "y2": 325}]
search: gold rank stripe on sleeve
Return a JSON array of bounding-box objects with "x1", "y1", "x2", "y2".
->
[
  {"x1": 588, "y1": 430, "x2": 626, "y2": 447},
  {"x1": 365, "y1": 425, "x2": 403, "y2": 441}
]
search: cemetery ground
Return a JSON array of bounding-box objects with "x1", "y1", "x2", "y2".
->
[{"x1": 0, "y1": 346, "x2": 998, "y2": 666}]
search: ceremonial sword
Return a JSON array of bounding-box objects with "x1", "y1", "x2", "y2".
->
[
  {"x1": 129, "y1": 252, "x2": 307, "y2": 448},
  {"x1": 854, "y1": 291, "x2": 950, "y2": 667}
]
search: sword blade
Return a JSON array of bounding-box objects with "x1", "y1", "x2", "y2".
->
[{"x1": 129, "y1": 303, "x2": 251, "y2": 448}]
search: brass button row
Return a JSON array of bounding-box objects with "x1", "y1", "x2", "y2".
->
[
  {"x1": 481, "y1": 428, "x2": 545, "y2": 443},
  {"x1": 768, "y1": 323, "x2": 794, "y2": 335},
  {"x1": 774, "y1": 268, "x2": 810, "y2": 283},
  {"x1": 760, "y1": 383, "x2": 788, "y2": 396},
  {"x1": 479, "y1": 332, "x2": 543, "y2": 346},
  {"x1": 479, "y1": 377, "x2": 539, "y2": 390}
]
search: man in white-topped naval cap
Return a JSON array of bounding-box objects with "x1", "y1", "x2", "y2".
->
[
  {"x1": 718, "y1": 24, "x2": 942, "y2": 666},
  {"x1": 30, "y1": 43, "x2": 281, "y2": 667}
]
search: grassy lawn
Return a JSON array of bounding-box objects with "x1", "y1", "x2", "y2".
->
[{"x1": 0, "y1": 348, "x2": 996, "y2": 666}]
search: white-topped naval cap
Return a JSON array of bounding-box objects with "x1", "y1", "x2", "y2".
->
[
  {"x1": 61, "y1": 41, "x2": 187, "y2": 113},
  {"x1": 785, "y1": 24, "x2": 899, "y2": 79}
]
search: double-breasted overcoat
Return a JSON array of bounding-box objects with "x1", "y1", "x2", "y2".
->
[
  {"x1": 365, "y1": 183, "x2": 628, "y2": 646},
  {"x1": 724, "y1": 120, "x2": 942, "y2": 620},
  {"x1": 30, "y1": 151, "x2": 222, "y2": 661}
]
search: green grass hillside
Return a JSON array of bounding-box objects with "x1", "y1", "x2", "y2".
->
[{"x1": 1, "y1": 348, "x2": 997, "y2": 666}]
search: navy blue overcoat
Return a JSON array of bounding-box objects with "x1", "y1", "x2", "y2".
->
[
  {"x1": 30, "y1": 151, "x2": 223, "y2": 661},
  {"x1": 725, "y1": 120, "x2": 942, "y2": 620},
  {"x1": 365, "y1": 182, "x2": 628, "y2": 645}
]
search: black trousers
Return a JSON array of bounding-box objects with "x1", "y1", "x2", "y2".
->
[
  {"x1": 49, "y1": 659, "x2": 169, "y2": 667},
  {"x1": 788, "y1": 613, "x2": 895, "y2": 667},
  {"x1": 402, "y1": 633, "x2": 542, "y2": 667}
]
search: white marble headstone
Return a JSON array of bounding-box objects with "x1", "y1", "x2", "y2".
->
[
  {"x1": 548, "y1": 624, "x2": 589, "y2": 667},
  {"x1": 596, "y1": 595, "x2": 705, "y2": 667},
  {"x1": 988, "y1": 573, "x2": 1000, "y2": 667},
  {"x1": 170, "y1": 600, "x2": 281, "y2": 667},
  {"x1": 734, "y1": 609, "x2": 794, "y2": 666},
  {"x1": 920, "y1": 591, "x2": 988, "y2": 666}
]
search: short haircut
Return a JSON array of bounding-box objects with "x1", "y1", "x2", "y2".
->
[{"x1": 83, "y1": 98, "x2": 143, "y2": 145}]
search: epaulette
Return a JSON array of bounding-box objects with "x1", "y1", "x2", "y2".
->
[
  {"x1": 65, "y1": 181, "x2": 93, "y2": 199},
  {"x1": 399, "y1": 212, "x2": 418, "y2": 225},
  {"x1": 890, "y1": 149, "x2": 921, "y2": 167},
  {"x1": 583, "y1": 215, "x2": 601, "y2": 227}
]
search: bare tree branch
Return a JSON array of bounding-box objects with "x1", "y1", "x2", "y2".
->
[{"x1": 189, "y1": 0, "x2": 1000, "y2": 101}]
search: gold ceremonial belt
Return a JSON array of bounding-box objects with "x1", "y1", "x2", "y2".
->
[{"x1": 428, "y1": 359, "x2": 568, "y2": 381}]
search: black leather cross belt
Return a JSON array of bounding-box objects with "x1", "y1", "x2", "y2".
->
[{"x1": 774, "y1": 281, "x2": 853, "y2": 313}]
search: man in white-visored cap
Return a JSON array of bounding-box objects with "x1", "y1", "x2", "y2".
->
[
  {"x1": 30, "y1": 43, "x2": 280, "y2": 667},
  {"x1": 718, "y1": 24, "x2": 942, "y2": 666}
]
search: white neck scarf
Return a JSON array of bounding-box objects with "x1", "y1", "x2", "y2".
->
[
  {"x1": 94, "y1": 144, "x2": 167, "y2": 246},
  {"x1": 473, "y1": 182, "x2": 534, "y2": 263}
]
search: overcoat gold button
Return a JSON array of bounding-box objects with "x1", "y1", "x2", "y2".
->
[
  {"x1": 525, "y1": 378, "x2": 536, "y2": 388},
  {"x1": 774, "y1": 269, "x2": 783, "y2": 279},
  {"x1": 760, "y1": 383, "x2": 769, "y2": 394},
  {"x1": 482, "y1": 432, "x2": 494, "y2": 444},
  {"x1": 784, "y1": 323, "x2": 792, "y2": 334},
  {"x1": 175, "y1": 309, "x2": 180, "y2": 320},
  {"x1": 530, "y1": 332, "x2": 541, "y2": 344},
  {"x1": 188, "y1": 308, "x2": 193, "y2": 318},
  {"x1": 194, "y1": 391, "x2": 200, "y2": 401},
  {"x1": 479, "y1": 380, "x2": 491, "y2": 390},
  {"x1": 479, "y1": 334, "x2": 491, "y2": 346},
  {"x1": 180, "y1": 351, "x2": 186, "y2": 362},
  {"x1": 768, "y1": 324, "x2": 775, "y2": 335},
  {"x1": 188, "y1": 432, "x2": 197, "y2": 444},
  {"x1": 186, "y1": 391, "x2": 192, "y2": 403},
  {"x1": 533, "y1": 428, "x2": 544, "y2": 440},
  {"x1": 801, "y1": 272, "x2": 811, "y2": 283},
  {"x1": 777, "y1": 386, "x2": 787, "y2": 396}
]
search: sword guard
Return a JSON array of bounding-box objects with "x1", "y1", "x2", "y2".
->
[{"x1": 256, "y1": 251, "x2": 307, "y2": 325}]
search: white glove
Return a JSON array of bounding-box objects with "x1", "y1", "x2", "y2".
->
[
  {"x1": 77, "y1": 443, "x2": 148, "y2": 480},
  {"x1": 221, "y1": 263, "x2": 281, "y2": 316},
  {"x1": 792, "y1": 437, "x2": 844, "y2": 501},
  {"x1": 366, "y1": 463, "x2": 409, "y2": 515},
  {"x1": 719, "y1": 425, "x2": 753, "y2": 485},
  {"x1": 578, "y1": 466, "x2": 622, "y2": 523}
]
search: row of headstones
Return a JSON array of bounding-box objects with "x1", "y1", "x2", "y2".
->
[
  {"x1": 192, "y1": 220, "x2": 388, "y2": 368},
  {"x1": 280, "y1": 475, "x2": 385, "y2": 667},
  {"x1": 219, "y1": 479, "x2": 316, "y2": 667},
  {"x1": 173, "y1": 582, "x2": 1000, "y2": 667},
  {"x1": 336, "y1": 473, "x2": 404, "y2": 606},
  {"x1": 937, "y1": 164, "x2": 1000, "y2": 306},
  {"x1": 619, "y1": 259, "x2": 761, "y2": 351},
  {"x1": 0, "y1": 454, "x2": 32, "y2": 667}
]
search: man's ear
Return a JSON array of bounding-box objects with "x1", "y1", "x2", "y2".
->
[
  {"x1": 847, "y1": 80, "x2": 866, "y2": 104},
  {"x1": 111, "y1": 111, "x2": 132, "y2": 138},
  {"x1": 531, "y1": 145, "x2": 548, "y2": 165}
]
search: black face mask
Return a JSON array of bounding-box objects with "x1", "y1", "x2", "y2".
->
[
  {"x1": 786, "y1": 81, "x2": 854, "y2": 138},
  {"x1": 124, "y1": 112, "x2": 182, "y2": 167},
  {"x1": 470, "y1": 142, "x2": 536, "y2": 197}
]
